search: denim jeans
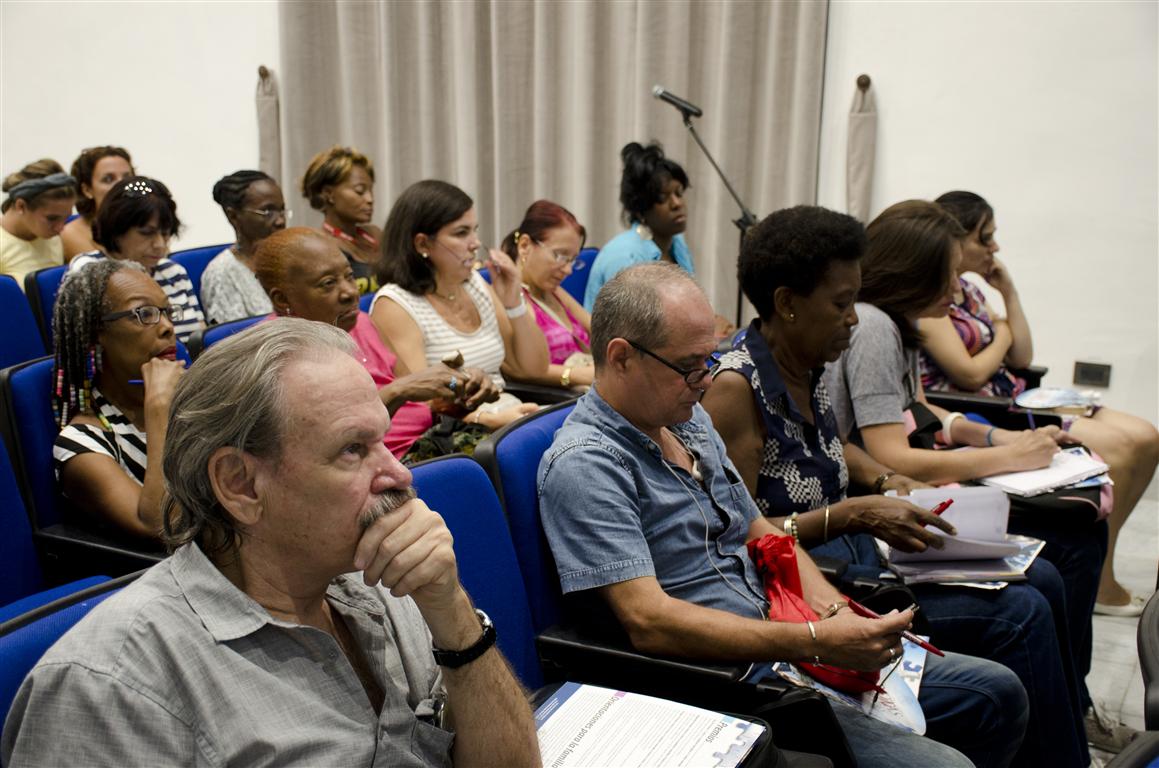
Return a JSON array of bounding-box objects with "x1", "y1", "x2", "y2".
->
[
  {"x1": 810, "y1": 534, "x2": 1085, "y2": 767},
  {"x1": 826, "y1": 650, "x2": 1027, "y2": 768}
]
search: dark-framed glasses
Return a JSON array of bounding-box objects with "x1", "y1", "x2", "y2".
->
[
  {"x1": 243, "y1": 207, "x2": 292, "y2": 222},
  {"x1": 102, "y1": 304, "x2": 185, "y2": 326},
  {"x1": 627, "y1": 340, "x2": 720, "y2": 386},
  {"x1": 534, "y1": 239, "x2": 586, "y2": 270}
]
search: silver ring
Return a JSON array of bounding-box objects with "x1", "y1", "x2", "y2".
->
[
  {"x1": 448, "y1": 375, "x2": 458, "y2": 392},
  {"x1": 888, "y1": 646, "x2": 896, "y2": 662}
]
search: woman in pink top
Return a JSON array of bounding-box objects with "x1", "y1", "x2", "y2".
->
[
  {"x1": 254, "y1": 227, "x2": 498, "y2": 460},
  {"x1": 500, "y1": 200, "x2": 594, "y2": 390}
]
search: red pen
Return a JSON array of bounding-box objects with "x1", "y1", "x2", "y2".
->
[
  {"x1": 929, "y1": 498, "x2": 954, "y2": 516},
  {"x1": 845, "y1": 598, "x2": 945, "y2": 657}
]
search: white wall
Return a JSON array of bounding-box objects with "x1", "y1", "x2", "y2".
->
[
  {"x1": 0, "y1": 1, "x2": 280, "y2": 251},
  {"x1": 818, "y1": 0, "x2": 1158, "y2": 425}
]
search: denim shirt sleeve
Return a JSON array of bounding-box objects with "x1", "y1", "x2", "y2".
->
[{"x1": 538, "y1": 440, "x2": 655, "y2": 594}]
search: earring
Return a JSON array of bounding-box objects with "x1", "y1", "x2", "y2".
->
[
  {"x1": 787, "y1": 313, "x2": 796, "y2": 322},
  {"x1": 420, "y1": 252, "x2": 429, "y2": 259}
]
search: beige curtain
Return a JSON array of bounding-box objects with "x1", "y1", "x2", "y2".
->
[
  {"x1": 277, "y1": 0, "x2": 827, "y2": 320},
  {"x1": 846, "y1": 76, "x2": 876, "y2": 224},
  {"x1": 256, "y1": 66, "x2": 282, "y2": 183}
]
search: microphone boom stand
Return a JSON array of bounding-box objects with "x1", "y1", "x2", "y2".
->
[{"x1": 679, "y1": 111, "x2": 758, "y2": 328}]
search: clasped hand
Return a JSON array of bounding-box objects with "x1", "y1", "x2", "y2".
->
[{"x1": 354, "y1": 497, "x2": 461, "y2": 611}]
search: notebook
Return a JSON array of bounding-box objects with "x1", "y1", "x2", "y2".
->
[{"x1": 979, "y1": 447, "x2": 1109, "y2": 497}]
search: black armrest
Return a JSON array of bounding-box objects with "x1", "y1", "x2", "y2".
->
[
  {"x1": 1009, "y1": 365, "x2": 1047, "y2": 390},
  {"x1": 502, "y1": 381, "x2": 579, "y2": 405},
  {"x1": 34, "y1": 524, "x2": 165, "y2": 584},
  {"x1": 1139, "y1": 592, "x2": 1159, "y2": 730},
  {"x1": 537, "y1": 623, "x2": 854, "y2": 766},
  {"x1": 924, "y1": 391, "x2": 1062, "y2": 430}
]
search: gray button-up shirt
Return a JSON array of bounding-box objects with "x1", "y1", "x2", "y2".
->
[
  {"x1": 537, "y1": 387, "x2": 770, "y2": 620},
  {"x1": 2, "y1": 543, "x2": 453, "y2": 767}
]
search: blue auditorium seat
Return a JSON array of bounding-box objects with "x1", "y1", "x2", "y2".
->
[
  {"x1": 410, "y1": 455, "x2": 542, "y2": 688},
  {"x1": 169, "y1": 243, "x2": 230, "y2": 301},
  {"x1": 185, "y1": 315, "x2": 264, "y2": 359},
  {"x1": 0, "y1": 276, "x2": 46, "y2": 370},
  {"x1": 23, "y1": 265, "x2": 67, "y2": 349}
]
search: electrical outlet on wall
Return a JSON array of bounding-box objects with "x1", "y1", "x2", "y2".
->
[{"x1": 1073, "y1": 361, "x2": 1111, "y2": 388}]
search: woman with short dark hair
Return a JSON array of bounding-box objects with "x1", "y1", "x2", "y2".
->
[
  {"x1": 703, "y1": 204, "x2": 1089, "y2": 767},
  {"x1": 60, "y1": 146, "x2": 133, "y2": 260},
  {"x1": 70, "y1": 176, "x2": 204, "y2": 342}
]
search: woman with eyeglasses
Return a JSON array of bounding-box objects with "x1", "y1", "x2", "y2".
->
[
  {"x1": 371, "y1": 180, "x2": 546, "y2": 430},
  {"x1": 301, "y1": 145, "x2": 382, "y2": 294},
  {"x1": 60, "y1": 146, "x2": 134, "y2": 260},
  {"x1": 201, "y1": 170, "x2": 288, "y2": 323},
  {"x1": 499, "y1": 200, "x2": 594, "y2": 390},
  {"x1": 70, "y1": 177, "x2": 205, "y2": 342},
  {"x1": 52, "y1": 259, "x2": 185, "y2": 539}
]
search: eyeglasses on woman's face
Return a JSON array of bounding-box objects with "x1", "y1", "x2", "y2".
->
[
  {"x1": 534, "y1": 239, "x2": 586, "y2": 271},
  {"x1": 101, "y1": 304, "x2": 184, "y2": 326}
]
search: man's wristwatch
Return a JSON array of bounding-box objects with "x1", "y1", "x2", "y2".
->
[{"x1": 432, "y1": 609, "x2": 496, "y2": 669}]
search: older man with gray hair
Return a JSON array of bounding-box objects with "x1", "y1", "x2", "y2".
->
[{"x1": 3, "y1": 318, "x2": 540, "y2": 767}]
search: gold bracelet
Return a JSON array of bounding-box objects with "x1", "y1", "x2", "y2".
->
[
  {"x1": 823, "y1": 504, "x2": 831, "y2": 543},
  {"x1": 560, "y1": 367, "x2": 572, "y2": 388}
]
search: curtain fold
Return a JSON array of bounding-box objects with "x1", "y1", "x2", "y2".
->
[{"x1": 278, "y1": 0, "x2": 826, "y2": 319}]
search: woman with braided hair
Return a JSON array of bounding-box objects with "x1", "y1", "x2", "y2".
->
[
  {"x1": 201, "y1": 170, "x2": 287, "y2": 323},
  {"x1": 1, "y1": 158, "x2": 76, "y2": 289},
  {"x1": 52, "y1": 259, "x2": 185, "y2": 539}
]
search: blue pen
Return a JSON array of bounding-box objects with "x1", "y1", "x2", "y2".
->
[
  {"x1": 128, "y1": 380, "x2": 144, "y2": 385},
  {"x1": 1026, "y1": 411, "x2": 1036, "y2": 429}
]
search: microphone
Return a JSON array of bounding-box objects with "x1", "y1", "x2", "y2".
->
[{"x1": 652, "y1": 85, "x2": 703, "y2": 118}]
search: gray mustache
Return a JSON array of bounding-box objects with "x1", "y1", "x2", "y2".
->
[{"x1": 359, "y1": 486, "x2": 418, "y2": 530}]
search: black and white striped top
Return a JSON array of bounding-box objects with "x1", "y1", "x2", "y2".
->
[
  {"x1": 54, "y1": 387, "x2": 147, "y2": 486},
  {"x1": 70, "y1": 252, "x2": 205, "y2": 342}
]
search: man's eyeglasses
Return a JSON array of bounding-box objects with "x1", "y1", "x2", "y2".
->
[
  {"x1": 242, "y1": 207, "x2": 292, "y2": 222},
  {"x1": 627, "y1": 340, "x2": 720, "y2": 386},
  {"x1": 534, "y1": 239, "x2": 585, "y2": 270},
  {"x1": 102, "y1": 305, "x2": 185, "y2": 326}
]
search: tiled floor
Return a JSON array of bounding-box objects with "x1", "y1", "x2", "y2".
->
[{"x1": 1087, "y1": 495, "x2": 1157, "y2": 735}]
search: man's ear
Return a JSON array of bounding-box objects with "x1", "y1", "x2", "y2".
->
[
  {"x1": 604, "y1": 337, "x2": 634, "y2": 373},
  {"x1": 207, "y1": 447, "x2": 264, "y2": 527}
]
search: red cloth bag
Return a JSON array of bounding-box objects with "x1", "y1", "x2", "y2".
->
[{"x1": 747, "y1": 533, "x2": 881, "y2": 694}]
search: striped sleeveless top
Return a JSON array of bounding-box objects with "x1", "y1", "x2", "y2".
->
[
  {"x1": 373, "y1": 271, "x2": 507, "y2": 387},
  {"x1": 54, "y1": 387, "x2": 147, "y2": 485}
]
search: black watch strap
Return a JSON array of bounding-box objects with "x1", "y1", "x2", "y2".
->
[{"x1": 432, "y1": 609, "x2": 496, "y2": 669}]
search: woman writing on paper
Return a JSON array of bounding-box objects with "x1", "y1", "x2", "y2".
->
[
  {"x1": 703, "y1": 205, "x2": 1088, "y2": 768},
  {"x1": 819, "y1": 200, "x2": 1107, "y2": 742},
  {"x1": 918, "y1": 191, "x2": 1159, "y2": 615}
]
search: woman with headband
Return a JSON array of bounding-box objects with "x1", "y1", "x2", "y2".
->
[{"x1": 1, "y1": 159, "x2": 76, "y2": 289}]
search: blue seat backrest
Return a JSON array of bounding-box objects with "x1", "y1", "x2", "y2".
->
[
  {"x1": 24, "y1": 265, "x2": 67, "y2": 349},
  {"x1": 411, "y1": 455, "x2": 542, "y2": 689},
  {"x1": 197, "y1": 315, "x2": 263, "y2": 358},
  {"x1": 559, "y1": 247, "x2": 596, "y2": 304},
  {"x1": 0, "y1": 276, "x2": 46, "y2": 370},
  {"x1": 0, "y1": 434, "x2": 43, "y2": 606},
  {"x1": 480, "y1": 403, "x2": 575, "y2": 632},
  {"x1": 0, "y1": 576, "x2": 131, "y2": 728},
  {"x1": 359, "y1": 293, "x2": 374, "y2": 313},
  {"x1": 169, "y1": 243, "x2": 230, "y2": 301},
  {"x1": 2, "y1": 358, "x2": 64, "y2": 529}
]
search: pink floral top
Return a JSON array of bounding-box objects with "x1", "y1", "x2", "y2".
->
[
  {"x1": 524, "y1": 288, "x2": 590, "y2": 365},
  {"x1": 919, "y1": 278, "x2": 1025, "y2": 398}
]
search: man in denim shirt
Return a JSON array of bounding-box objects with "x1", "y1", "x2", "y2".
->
[{"x1": 538, "y1": 263, "x2": 1028, "y2": 768}]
